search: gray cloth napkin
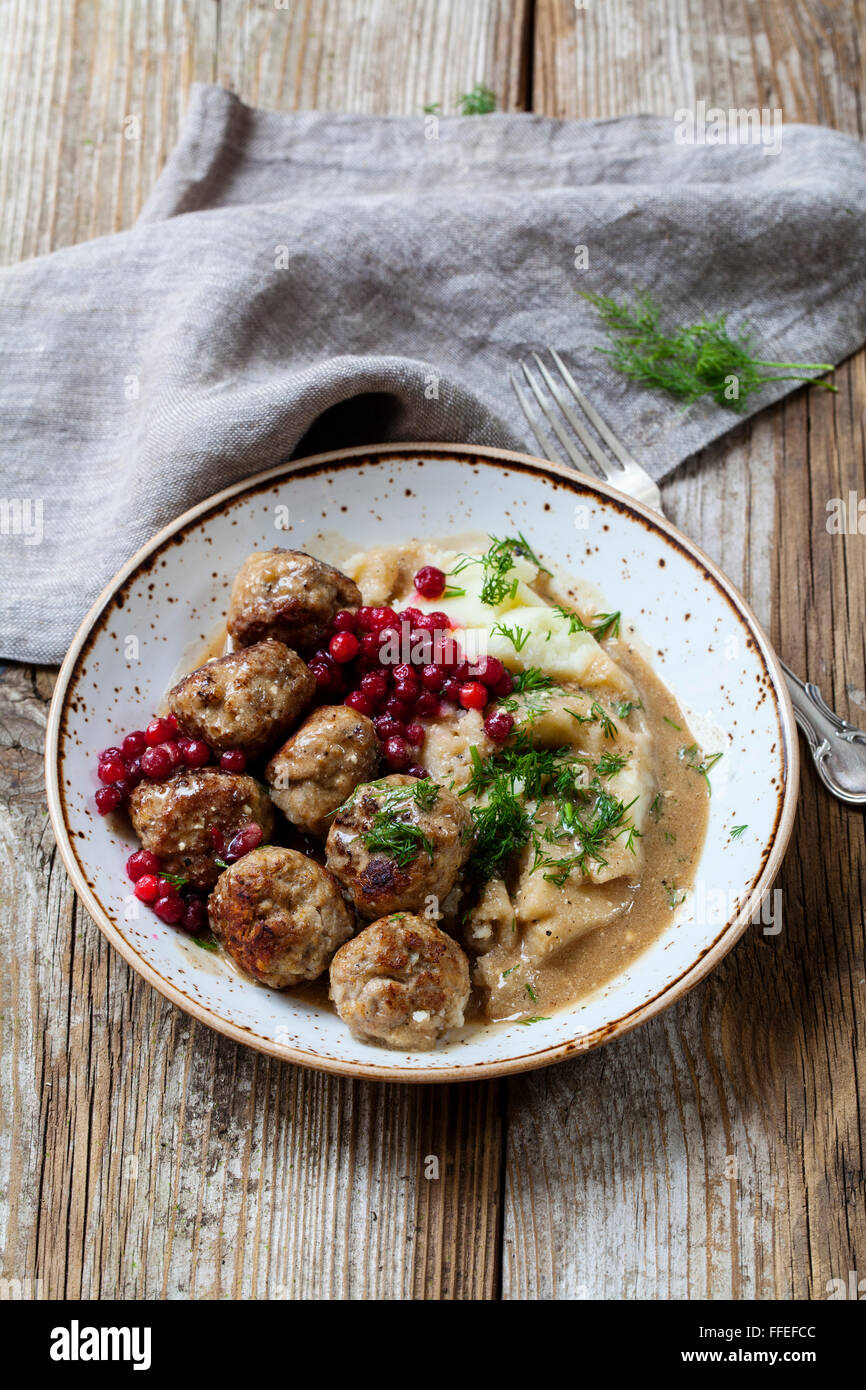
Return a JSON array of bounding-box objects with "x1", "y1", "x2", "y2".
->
[{"x1": 2, "y1": 83, "x2": 865, "y2": 664}]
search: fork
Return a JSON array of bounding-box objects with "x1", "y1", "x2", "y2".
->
[{"x1": 512, "y1": 349, "x2": 866, "y2": 806}]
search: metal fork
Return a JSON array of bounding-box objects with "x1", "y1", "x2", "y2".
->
[{"x1": 512, "y1": 349, "x2": 866, "y2": 806}]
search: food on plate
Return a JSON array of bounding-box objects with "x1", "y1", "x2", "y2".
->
[
  {"x1": 265, "y1": 703, "x2": 379, "y2": 837},
  {"x1": 95, "y1": 530, "x2": 712, "y2": 1052},
  {"x1": 128, "y1": 767, "x2": 273, "y2": 890},
  {"x1": 169, "y1": 639, "x2": 315, "y2": 757},
  {"x1": 325, "y1": 774, "x2": 473, "y2": 919},
  {"x1": 329, "y1": 912, "x2": 471, "y2": 1050},
  {"x1": 209, "y1": 846, "x2": 353, "y2": 988},
  {"x1": 227, "y1": 548, "x2": 361, "y2": 654}
]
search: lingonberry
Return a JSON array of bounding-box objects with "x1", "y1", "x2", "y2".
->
[
  {"x1": 368, "y1": 606, "x2": 398, "y2": 632},
  {"x1": 98, "y1": 756, "x2": 126, "y2": 784},
  {"x1": 383, "y1": 736, "x2": 410, "y2": 769},
  {"x1": 420, "y1": 663, "x2": 445, "y2": 692},
  {"x1": 94, "y1": 786, "x2": 122, "y2": 815},
  {"x1": 134, "y1": 873, "x2": 162, "y2": 903},
  {"x1": 329, "y1": 631, "x2": 359, "y2": 663},
  {"x1": 99, "y1": 746, "x2": 123, "y2": 762},
  {"x1": 345, "y1": 690, "x2": 374, "y2": 716},
  {"x1": 124, "y1": 757, "x2": 144, "y2": 787},
  {"x1": 354, "y1": 606, "x2": 375, "y2": 631},
  {"x1": 459, "y1": 681, "x2": 488, "y2": 711},
  {"x1": 141, "y1": 744, "x2": 172, "y2": 779},
  {"x1": 405, "y1": 722, "x2": 425, "y2": 747},
  {"x1": 220, "y1": 749, "x2": 247, "y2": 773},
  {"x1": 413, "y1": 565, "x2": 446, "y2": 599},
  {"x1": 126, "y1": 850, "x2": 160, "y2": 882},
  {"x1": 182, "y1": 898, "x2": 208, "y2": 933},
  {"x1": 360, "y1": 670, "x2": 388, "y2": 702},
  {"x1": 491, "y1": 669, "x2": 514, "y2": 698},
  {"x1": 183, "y1": 739, "x2": 211, "y2": 768},
  {"x1": 332, "y1": 609, "x2": 357, "y2": 633},
  {"x1": 413, "y1": 691, "x2": 440, "y2": 718},
  {"x1": 440, "y1": 677, "x2": 462, "y2": 703},
  {"x1": 483, "y1": 709, "x2": 515, "y2": 743},
  {"x1": 145, "y1": 717, "x2": 174, "y2": 746},
  {"x1": 475, "y1": 656, "x2": 506, "y2": 688},
  {"x1": 374, "y1": 714, "x2": 407, "y2": 742},
  {"x1": 225, "y1": 823, "x2": 263, "y2": 862},
  {"x1": 406, "y1": 763, "x2": 428, "y2": 779},
  {"x1": 154, "y1": 893, "x2": 185, "y2": 925},
  {"x1": 121, "y1": 730, "x2": 147, "y2": 760}
]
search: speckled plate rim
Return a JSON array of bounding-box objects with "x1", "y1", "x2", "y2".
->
[{"x1": 45, "y1": 442, "x2": 799, "y2": 1084}]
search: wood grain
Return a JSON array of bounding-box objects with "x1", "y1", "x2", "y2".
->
[
  {"x1": 502, "y1": 0, "x2": 865, "y2": 1300},
  {"x1": 0, "y1": 0, "x2": 528, "y2": 1301}
]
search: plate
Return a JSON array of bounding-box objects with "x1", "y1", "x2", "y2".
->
[{"x1": 45, "y1": 444, "x2": 799, "y2": 1081}]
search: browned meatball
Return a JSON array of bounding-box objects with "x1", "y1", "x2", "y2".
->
[
  {"x1": 329, "y1": 913, "x2": 470, "y2": 1050},
  {"x1": 208, "y1": 846, "x2": 353, "y2": 989},
  {"x1": 227, "y1": 549, "x2": 361, "y2": 654},
  {"x1": 128, "y1": 769, "x2": 274, "y2": 890},
  {"x1": 265, "y1": 704, "x2": 379, "y2": 837},
  {"x1": 168, "y1": 639, "x2": 315, "y2": 758},
  {"x1": 325, "y1": 774, "x2": 473, "y2": 919}
]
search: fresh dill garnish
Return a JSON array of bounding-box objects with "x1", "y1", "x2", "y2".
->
[
  {"x1": 553, "y1": 604, "x2": 621, "y2": 641},
  {"x1": 492, "y1": 622, "x2": 531, "y2": 653},
  {"x1": 336, "y1": 776, "x2": 440, "y2": 817},
  {"x1": 452, "y1": 533, "x2": 549, "y2": 607},
  {"x1": 664, "y1": 881, "x2": 686, "y2": 910},
  {"x1": 582, "y1": 288, "x2": 836, "y2": 413},
  {"x1": 501, "y1": 965, "x2": 518, "y2": 978},
  {"x1": 590, "y1": 701, "x2": 618, "y2": 739},
  {"x1": 442, "y1": 584, "x2": 465, "y2": 598},
  {"x1": 663, "y1": 715, "x2": 682, "y2": 731},
  {"x1": 362, "y1": 817, "x2": 435, "y2": 868},
  {"x1": 525, "y1": 982, "x2": 537, "y2": 1003},
  {"x1": 649, "y1": 792, "x2": 664, "y2": 821},
  {"x1": 192, "y1": 933, "x2": 219, "y2": 952},
  {"x1": 519, "y1": 1015, "x2": 551, "y2": 1025},
  {"x1": 459, "y1": 84, "x2": 497, "y2": 115},
  {"x1": 730, "y1": 824, "x2": 748, "y2": 839},
  {"x1": 616, "y1": 699, "x2": 636, "y2": 719},
  {"x1": 595, "y1": 749, "x2": 630, "y2": 778},
  {"x1": 214, "y1": 857, "x2": 230, "y2": 870},
  {"x1": 511, "y1": 667, "x2": 557, "y2": 695},
  {"x1": 679, "y1": 744, "x2": 723, "y2": 795},
  {"x1": 159, "y1": 871, "x2": 188, "y2": 887}
]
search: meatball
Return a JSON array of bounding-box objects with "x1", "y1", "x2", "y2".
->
[
  {"x1": 128, "y1": 768, "x2": 274, "y2": 890},
  {"x1": 227, "y1": 549, "x2": 361, "y2": 654},
  {"x1": 208, "y1": 846, "x2": 353, "y2": 989},
  {"x1": 168, "y1": 639, "x2": 315, "y2": 757},
  {"x1": 325, "y1": 774, "x2": 473, "y2": 919},
  {"x1": 329, "y1": 913, "x2": 470, "y2": 1050},
  {"x1": 265, "y1": 704, "x2": 379, "y2": 837}
]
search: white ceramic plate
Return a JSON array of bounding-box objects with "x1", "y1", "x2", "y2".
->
[{"x1": 46, "y1": 444, "x2": 799, "y2": 1082}]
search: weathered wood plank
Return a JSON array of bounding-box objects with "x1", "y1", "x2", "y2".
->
[
  {"x1": 0, "y1": 0, "x2": 529, "y2": 1302},
  {"x1": 506, "y1": 0, "x2": 866, "y2": 1299}
]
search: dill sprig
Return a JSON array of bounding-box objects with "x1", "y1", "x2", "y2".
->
[
  {"x1": 553, "y1": 603, "x2": 621, "y2": 641},
  {"x1": 452, "y1": 533, "x2": 549, "y2": 607},
  {"x1": 583, "y1": 289, "x2": 836, "y2": 413},
  {"x1": 679, "y1": 743, "x2": 723, "y2": 794},
  {"x1": 362, "y1": 816, "x2": 436, "y2": 868}
]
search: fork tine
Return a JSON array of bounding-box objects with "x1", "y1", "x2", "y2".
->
[
  {"x1": 548, "y1": 348, "x2": 639, "y2": 471},
  {"x1": 531, "y1": 352, "x2": 619, "y2": 483},
  {"x1": 509, "y1": 371, "x2": 564, "y2": 467},
  {"x1": 518, "y1": 361, "x2": 589, "y2": 473}
]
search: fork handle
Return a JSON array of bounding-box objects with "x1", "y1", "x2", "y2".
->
[{"x1": 781, "y1": 662, "x2": 866, "y2": 805}]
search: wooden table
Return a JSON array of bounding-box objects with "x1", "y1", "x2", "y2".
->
[{"x1": 1, "y1": 0, "x2": 863, "y2": 1301}]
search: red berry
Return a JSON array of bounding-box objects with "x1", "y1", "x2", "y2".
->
[
  {"x1": 95, "y1": 786, "x2": 122, "y2": 815},
  {"x1": 453, "y1": 660, "x2": 471, "y2": 683},
  {"x1": 459, "y1": 681, "x2": 488, "y2": 711},
  {"x1": 374, "y1": 714, "x2": 407, "y2": 742},
  {"x1": 414, "y1": 566, "x2": 446, "y2": 598},
  {"x1": 484, "y1": 710, "x2": 515, "y2": 743},
  {"x1": 384, "y1": 695, "x2": 413, "y2": 722},
  {"x1": 164, "y1": 713, "x2": 179, "y2": 734},
  {"x1": 134, "y1": 873, "x2": 162, "y2": 903},
  {"x1": 98, "y1": 756, "x2": 126, "y2": 784},
  {"x1": 141, "y1": 744, "x2": 172, "y2": 779},
  {"x1": 182, "y1": 898, "x2": 208, "y2": 933},
  {"x1": 420, "y1": 663, "x2": 445, "y2": 692},
  {"x1": 407, "y1": 763, "x2": 428, "y2": 779},
  {"x1": 359, "y1": 630, "x2": 382, "y2": 661},
  {"x1": 384, "y1": 736, "x2": 410, "y2": 769},
  {"x1": 405, "y1": 722, "x2": 425, "y2": 747},
  {"x1": 439, "y1": 638, "x2": 463, "y2": 671},
  {"x1": 219, "y1": 749, "x2": 247, "y2": 772},
  {"x1": 476, "y1": 656, "x2": 506, "y2": 688},
  {"x1": 345, "y1": 690, "x2": 374, "y2": 716},
  {"x1": 183, "y1": 739, "x2": 211, "y2": 768},
  {"x1": 413, "y1": 691, "x2": 440, "y2": 718},
  {"x1": 161, "y1": 741, "x2": 183, "y2": 770},
  {"x1": 226, "y1": 822, "x2": 263, "y2": 862},
  {"x1": 392, "y1": 663, "x2": 415, "y2": 686},
  {"x1": 491, "y1": 669, "x2": 514, "y2": 698},
  {"x1": 98, "y1": 746, "x2": 123, "y2": 762},
  {"x1": 360, "y1": 670, "x2": 388, "y2": 701},
  {"x1": 145, "y1": 717, "x2": 174, "y2": 746},
  {"x1": 121, "y1": 730, "x2": 147, "y2": 760},
  {"x1": 368, "y1": 606, "x2": 398, "y2": 633},
  {"x1": 441, "y1": 677, "x2": 461, "y2": 703},
  {"x1": 154, "y1": 893, "x2": 185, "y2": 924},
  {"x1": 126, "y1": 850, "x2": 160, "y2": 882},
  {"x1": 426, "y1": 611, "x2": 451, "y2": 631},
  {"x1": 124, "y1": 757, "x2": 144, "y2": 787},
  {"x1": 332, "y1": 609, "x2": 357, "y2": 633},
  {"x1": 329, "y1": 631, "x2": 359, "y2": 663},
  {"x1": 355, "y1": 606, "x2": 375, "y2": 631}
]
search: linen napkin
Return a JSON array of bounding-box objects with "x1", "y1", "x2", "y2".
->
[{"x1": 1, "y1": 82, "x2": 864, "y2": 664}]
